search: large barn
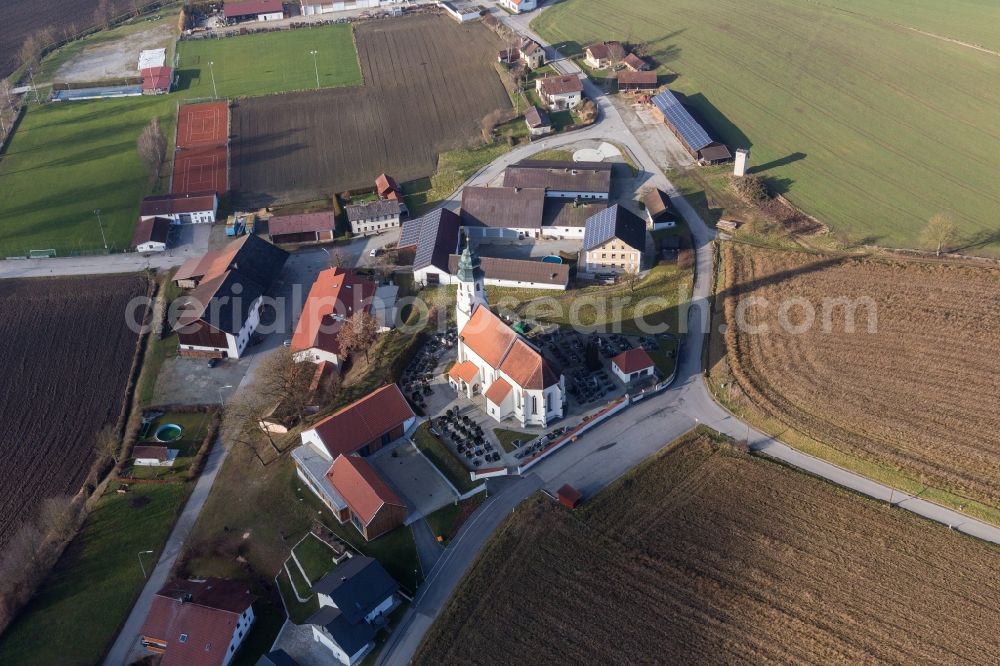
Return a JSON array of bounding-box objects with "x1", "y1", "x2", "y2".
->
[
  {"x1": 650, "y1": 90, "x2": 732, "y2": 163},
  {"x1": 224, "y1": 0, "x2": 285, "y2": 23}
]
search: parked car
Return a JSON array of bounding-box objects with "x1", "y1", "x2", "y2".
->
[
  {"x1": 207, "y1": 358, "x2": 219, "y2": 368},
  {"x1": 369, "y1": 248, "x2": 378, "y2": 257}
]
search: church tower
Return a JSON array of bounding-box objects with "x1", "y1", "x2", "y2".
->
[{"x1": 455, "y1": 236, "x2": 486, "y2": 332}]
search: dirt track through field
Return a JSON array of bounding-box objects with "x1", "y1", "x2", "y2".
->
[
  {"x1": 717, "y1": 244, "x2": 1000, "y2": 506},
  {"x1": 416, "y1": 434, "x2": 1000, "y2": 665},
  {"x1": 229, "y1": 14, "x2": 511, "y2": 206}
]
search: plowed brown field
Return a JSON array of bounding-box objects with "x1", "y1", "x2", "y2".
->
[
  {"x1": 0, "y1": 274, "x2": 148, "y2": 545},
  {"x1": 0, "y1": 0, "x2": 134, "y2": 78},
  {"x1": 416, "y1": 432, "x2": 1000, "y2": 665},
  {"x1": 229, "y1": 13, "x2": 511, "y2": 206},
  {"x1": 715, "y1": 245, "x2": 1000, "y2": 507}
]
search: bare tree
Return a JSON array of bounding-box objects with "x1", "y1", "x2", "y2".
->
[
  {"x1": 373, "y1": 248, "x2": 396, "y2": 284},
  {"x1": 480, "y1": 108, "x2": 510, "y2": 143},
  {"x1": 578, "y1": 99, "x2": 598, "y2": 124},
  {"x1": 222, "y1": 389, "x2": 282, "y2": 464},
  {"x1": 37, "y1": 495, "x2": 79, "y2": 542},
  {"x1": 19, "y1": 32, "x2": 43, "y2": 70},
  {"x1": 337, "y1": 310, "x2": 379, "y2": 363},
  {"x1": 624, "y1": 266, "x2": 642, "y2": 293},
  {"x1": 0, "y1": 79, "x2": 16, "y2": 115},
  {"x1": 93, "y1": 425, "x2": 121, "y2": 467},
  {"x1": 920, "y1": 213, "x2": 957, "y2": 256},
  {"x1": 137, "y1": 117, "x2": 166, "y2": 185},
  {"x1": 607, "y1": 41, "x2": 627, "y2": 69},
  {"x1": 255, "y1": 347, "x2": 315, "y2": 421},
  {"x1": 327, "y1": 248, "x2": 349, "y2": 269},
  {"x1": 93, "y1": 0, "x2": 113, "y2": 30}
]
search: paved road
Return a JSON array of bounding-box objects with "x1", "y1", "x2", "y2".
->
[{"x1": 103, "y1": 436, "x2": 230, "y2": 666}]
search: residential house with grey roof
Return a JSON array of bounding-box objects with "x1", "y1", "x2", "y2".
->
[
  {"x1": 580, "y1": 204, "x2": 647, "y2": 274},
  {"x1": 307, "y1": 556, "x2": 400, "y2": 665}
]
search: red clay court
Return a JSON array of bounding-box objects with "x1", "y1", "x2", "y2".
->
[
  {"x1": 176, "y1": 101, "x2": 228, "y2": 149},
  {"x1": 172, "y1": 145, "x2": 228, "y2": 195}
]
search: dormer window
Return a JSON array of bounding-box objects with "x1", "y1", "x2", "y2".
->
[{"x1": 179, "y1": 634, "x2": 188, "y2": 643}]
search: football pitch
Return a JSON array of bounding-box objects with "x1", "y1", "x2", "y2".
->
[
  {"x1": 174, "y1": 23, "x2": 363, "y2": 99},
  {"x1": 0, "y1": 97, "x2": 176, "y2": 257},
  {"x1": 533, "y1": 0, "x2": 1000, "y2": 254}
]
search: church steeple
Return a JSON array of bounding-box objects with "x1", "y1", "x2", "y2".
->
[{"x1": 455, "y1": 234, "x2": 486, "y2": 331}]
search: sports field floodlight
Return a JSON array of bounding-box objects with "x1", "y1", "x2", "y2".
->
[
  {"x1": 310, "y1": 50, "x2": 320, "y2": 89},
  {"x1": 208, "y1": 60, "x2": 218, "y2": 100},
  {"x1": 94, "y1": 209, "x2": 108, "y2": 250},
  {"x1": 137, "y1": 550, "x2": 154, "y2": 578}
]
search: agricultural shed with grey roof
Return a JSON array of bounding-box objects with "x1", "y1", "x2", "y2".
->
[
  {"x1": 447, "y1": 255, "x2": 569, "y2": 289},
  {"x1": 582, "y1": 204, "x2": 647, "y2": 252},
  {"x1": 524, "y1": 105, "x2": 550, "y2": 129},
  {"x1": 345, "y1": 199, "x2": 403, "y2": 222},
  {"x1": 650, "y1": 90, "x2": 732, "y2": 163},
  {"x1": 502, "y1": 160, "x2": 611, "y2": 198},
  {"x1": 542, "y1": 199, "x2": 608, "y2": 229},
  {"x1": 398, "y1": 208, "x2": 461, "y2": 272},
  {"x1": 460, "y1": 186, "x2": 546, "y2": 229}
]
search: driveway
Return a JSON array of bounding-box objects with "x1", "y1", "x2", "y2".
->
[{"x1": 103, "y1": 433, "x2": 230, "y2": 666}]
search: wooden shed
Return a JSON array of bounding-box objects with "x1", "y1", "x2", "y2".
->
[{"x1": 557, "y1": 483, "x2": 583, "y2": 509}]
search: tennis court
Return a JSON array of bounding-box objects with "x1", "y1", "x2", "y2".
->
[
  {"x1": 176, "y1": 101, "x2": 229, "y2": 149},
  {"x1": 171, "y1": 145, "x2": 227, "y2": 195}
]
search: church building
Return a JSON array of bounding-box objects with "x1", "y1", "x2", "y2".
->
[{"x1": 447, "y1": 243, "x2": 565, "y2": 427}]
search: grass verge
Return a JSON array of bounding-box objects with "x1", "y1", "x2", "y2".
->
[
  {"x1": 0, "y1": 483, "x2": 190, "y2": 666},
  {"x1": 493, "y1": 428, "x2": 531, "y2": 453}
]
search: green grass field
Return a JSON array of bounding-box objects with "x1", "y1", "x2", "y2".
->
[
  {"x1": 0, "y1": 96, "x2": 175, "y2": 257},
  {"x1": 175, "y1": 24, "x2": 362, "y2": 99},
  {"x1": 0, "y1": 483, "x2": 189, "y2": 666},
  {"x1": 533, "y1": 0, "x2": 1000, "y2": 255}
]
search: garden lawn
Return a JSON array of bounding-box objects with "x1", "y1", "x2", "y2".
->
[
  {"x1": 0, "y1": 483, "x2": 190, "y2": 666},
  {"x1": 0, "y1": 96, "x2": 176, "y2": 257},
  {"x1": 533, "y1": 0, "x2": 1000, "y2": 254},
  {"x1": 292, "y1": 534, "x2": 339, "y2": 584},
  {"x1": 489, "y1": 263, "x2": 693, "y2": 334},
  {"x1": 493, "y1": 428, "x2": 531, "y2": 453},
  {"x1": 175, "y1": 24, "x2": 362, "y2": 99}
]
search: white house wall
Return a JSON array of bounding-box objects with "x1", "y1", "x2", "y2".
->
[{"x1": 221, "y1": 606, "x2": 254, "y2": 666}]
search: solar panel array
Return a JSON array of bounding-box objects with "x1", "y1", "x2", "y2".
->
[
  {"x1": 651, "y1": 90, "x2": 712, "y2": 151},
  {"x1": 399, "y1": 209, "x2": 458, "y2": 270},
  {"x1": 582, "y1": 204, "x2": 622, "y2": 251}
]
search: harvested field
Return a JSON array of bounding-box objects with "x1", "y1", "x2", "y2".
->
[
  {"x1": 0, "y1": 274, "x2": 149, "y2": 546},
  {"x1": 229, "y1": 14, "x2": 511, "y2": 207},
  {"x1": 417, "y1": 431, "x2": 1000, "y2": 665},
  {"x1": 0, "y1": 0, "x2": 134, "y2": 78},
  {"x1": 714, "y1": 244, "x2": 1000, "y2": 508}
]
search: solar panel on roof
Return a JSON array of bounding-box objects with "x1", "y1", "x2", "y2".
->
[
  {"x1": 582, "y1": 205, "x2": 620, "y2": 251},
  {"x1": 651, "y1": 90, "x2": 712, "y2": 151}
]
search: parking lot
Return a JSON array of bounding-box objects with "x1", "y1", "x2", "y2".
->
[{"x1": 368, "y1": 441, "x2": 457, "y2": 520}]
